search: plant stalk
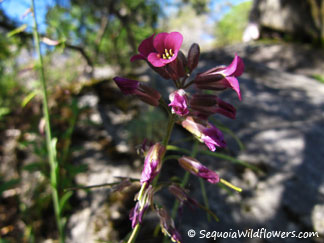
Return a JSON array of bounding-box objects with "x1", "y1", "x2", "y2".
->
[{"x1": 31, "y1": 1, "x2": 64, "y2": 242}]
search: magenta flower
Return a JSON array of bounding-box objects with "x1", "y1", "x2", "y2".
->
[
  {"x1": 202, "y1": 125, "x2": 226, "y2": 152},
  {"x1": 169, "y1": 89, "x2": 189, "y2": 116},
  {"x1": 194, "y1": 54, "x2": 244, "y2": 100},
  {"x1": 129, "y1": 201, "x2": 147, "y2": 228},
  {"x1": 181, "y1": 116, "x2": 226, "y2": 151},
  {"x1": 146, "y1": 32, "x2": 183, "y2": 67},
  {"x1": 156, "y1": 207, "x2": 182, "y2": 243},
  {"x1": 130, "y1": 33, "x2": 156, "y2": 62},
  {"x1": 178, "y1": 156, "x2": 220, "y2": 184},
  {"x1": 190, "y1": 94, "x2": 236, "y2": 120},
  {"x1": 113, "y1": 77, "x2": 161, "y2": 106},
  {"x1": 129, "y1": 185, "x2": 154, "y2": 228},
  {"x1": 140, "y1": 143, "x2": 166, "y2": 184}
]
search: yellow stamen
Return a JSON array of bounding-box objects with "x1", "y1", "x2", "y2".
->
[
  {"x1": 169, "y1": 49, "x2": 173, "y2": 55},
  {"x1": 162, "y1": 54, "x2": 166, "y2": 59}
]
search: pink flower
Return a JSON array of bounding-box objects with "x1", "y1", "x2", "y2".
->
[
  {"x1": 202, "y1": 125, "x2": 226, "y2": 152},
  {"x1": 130, "y1": 32, "x2": 183, "y2": 68},
  {"x1": 129, "y1": 185, "x2": 154, "y2": 228},
  {"x1": 142, "y1": 32, "x2": 183, "y2": 67},
  {"x1": 194, "y1": 54, "x2": 244, "y2": 100},
  {"x1": 190, "y1": 94, "x2": 236, "y2": 120},
  {"x1": 168, "y1": 89, "x2": 189, "y2": 116},
  {"x1": 113, "y1": 77, "x2": 161, "y2": 106},
  {"x1": 178, "y1": 156, "x2": 220, "y2": 184},
  {"x1": 130, "y1": 33, "x2": 156, "y2": 62},
  {"x1": 156, "y1": 207, "x2": 182, "y2": 243},
  {"x1": 129, "y1": 201, "x2": 147, "y2": 228},
  {"x1": 140, "y1": 143, "x2": 166, "y2": 184},
  {"x1": 181, "y1": 116, "x2": 226, "y2": 151}
]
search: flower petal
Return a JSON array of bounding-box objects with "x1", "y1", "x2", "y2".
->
[
  {"x1": 148, "y1": 52, "x2": 166, "y2": 67},
  {"x1": 138, "y1": 33, "x2": 156, "y2": 57},
  {"x1": 130, "y1": 54, "x2": 146, "y2": 62},
  {"x1": 202, "y1": 125, "x2": 226, "y2": 151},
  {"x1": 153, "y1": 32, "x2": 168, "y2": 54},
  {"x1": 224, "y1": 76, "x2": 241, "y2": 100},
  {"x1": 164, "y1": 32, "x2": 183, "y2": 52},
  {"x1": 222, "y1": 54, "x2": 244, "y2": 77}
]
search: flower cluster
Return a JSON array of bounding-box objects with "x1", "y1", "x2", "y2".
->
[{"x1": 113, "y1": 31, "x2": 244, "y2": 243}]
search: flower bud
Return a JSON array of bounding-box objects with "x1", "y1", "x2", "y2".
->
[
  {"x1": 168, "y1": 50, "x2": 187, "y2": 79},
  {"x1": 178, "y1": 156, "x2": 220, "y2": 184},
  {"x1": 169, "y1": 89, "x2": 189, "y2": 116},
  {"x1": 113, "y1": 77, "x2": 161, "y2": 106},
  {"x1": 113, "y1": 76, "x2": 139, "y2": 95},
  {"x1": 190, "y1": 94, "x2": 236, "y2": 119},
  {"x1": 140, "y1": 143, "x2": 166, "y2": 184},
  {"x1": 187, "y1": 43, "x2": 200, "y2": 73}
]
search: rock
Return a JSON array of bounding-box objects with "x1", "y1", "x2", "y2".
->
[{"x1": 248, "y1": 0, "x2": 323, "y2": 42}]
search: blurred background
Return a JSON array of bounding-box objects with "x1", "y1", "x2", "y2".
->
[{"x1": 1, "y1": 0, "x2": 324, "y2": 242}]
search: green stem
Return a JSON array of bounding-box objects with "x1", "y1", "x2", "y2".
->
[
  {"x1": 162, "y1": 114, "x2": 176, "y2": 146},
  {"x1": 127, "y1": 224, "x2": 141, "y2": 243},
  {"x1": 127, "y1": 114, "x2": 176, "y2": 243},
  {"x1": 171, "y1": 141, "x2": 198, "y2": 219},
  {"x1": 183, "y1": 80, "x2": 194, "y2": 89},
  {"x1": 199, "y1": 178, "x2": 211, "y2": 221},
  {"x1": 31, "y1": 2, "x2": 64, "y2": 242}
]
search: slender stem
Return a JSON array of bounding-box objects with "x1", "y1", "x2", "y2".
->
[
  {"x1": 127, "y1": 224, "x2": 141, "y2": 243},
  {"x1": 180, "y1": 75, "x2": 189, "y2": 88},
  {"x1": 127, "y1": 114, "x2": 176, "y2": 243},
  {"x1": 159, "y1": 98, "x2": 171, "y2": 116},
  {"x1": 162, "y1": 114, "x2": 176, "y2": 146},
  {"x1": 31, "y1": 2, "x2": 64, "y2": 242},
  {"x1": 183, "y1": 80, "x2": 194, "y2": 89},
  {"x1": 199, "y1": 178, "x2": 211, "y2": 221},
  {"x1": 171, "y1": 141, "x2": 198, "y2": 219}
]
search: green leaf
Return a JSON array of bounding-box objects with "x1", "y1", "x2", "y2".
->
[
  {"x1": 21, "y1": 91, "x2": 37, "y2": 107},
  {"x1": 59, "y1": 191, "x2": 73, "y2": 212},
  {"x1": 7, "y1": 24, "x2": 28, "y2": 38}
]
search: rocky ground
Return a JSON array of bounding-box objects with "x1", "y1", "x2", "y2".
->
[{"x1": 62, "y1": 42, "x2": 324, "y2": 243}]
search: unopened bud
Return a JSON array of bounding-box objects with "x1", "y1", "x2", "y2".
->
[{"x1": 187, "y1": 43, "x2": 200, "y2": 73}]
